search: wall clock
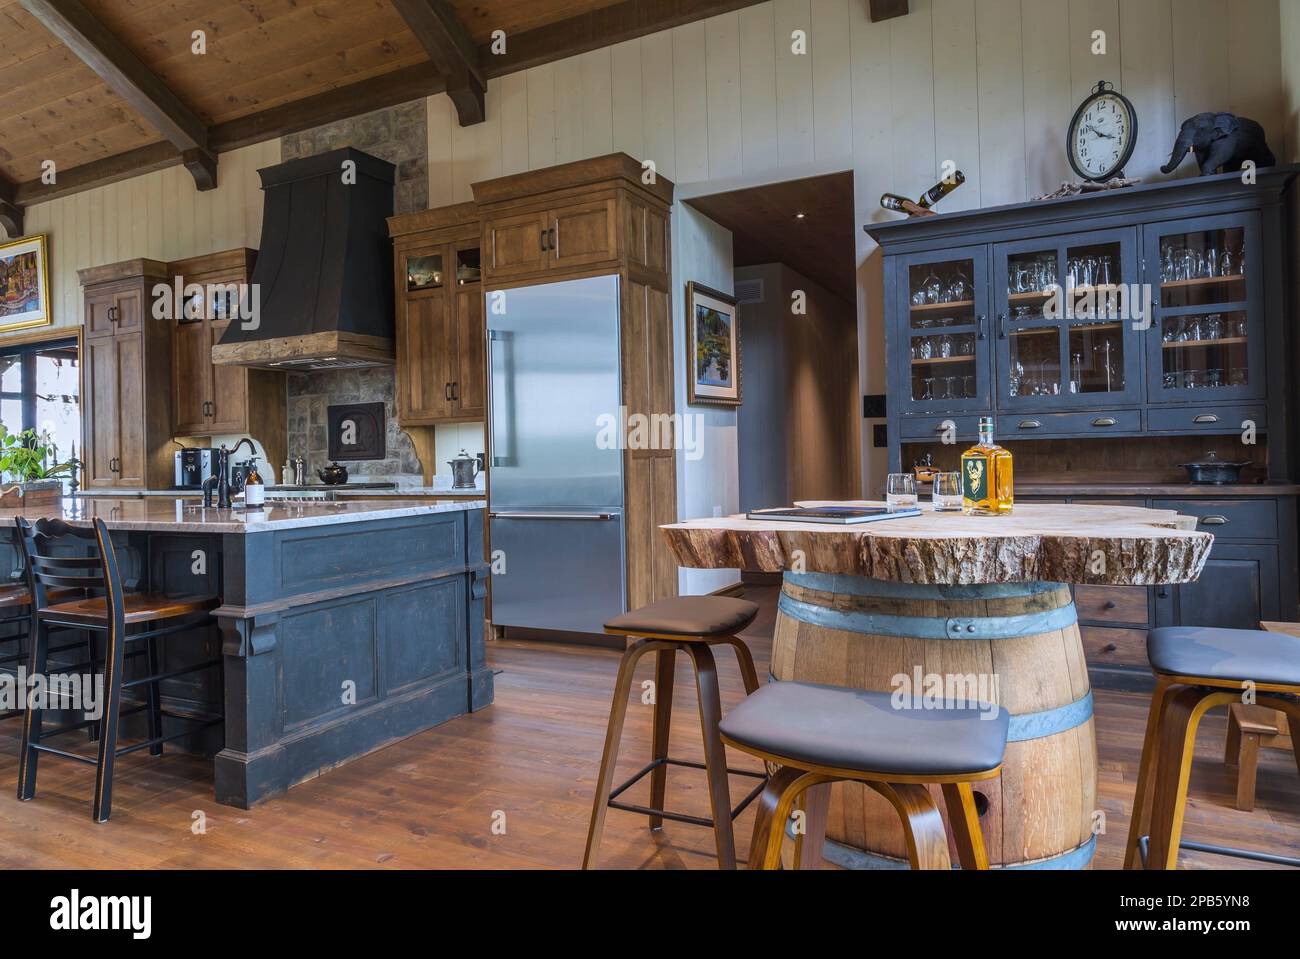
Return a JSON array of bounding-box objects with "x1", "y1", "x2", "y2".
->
[{"x1": 1067, "y1": 81, "x2": 1137, "y2": 182}]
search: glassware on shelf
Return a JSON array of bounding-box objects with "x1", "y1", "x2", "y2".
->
[
  {"x1": 939, "y1": 333, "x2": 954, "y2": 358},
  {"x1": 946, "y1": 266, "x2": 972, "y2": 303},
  {"x1": 957, "y1": 333, "x2": 975, "y2": 355},
  {"x1": 1206, "y1": 368, "x2": 1224, "y2": 389},
  {"x1": 1204, "y1": 244, "x2": 1219, "y2": 278},
  {"x1": 923, "y1": 269, "x2": 943, "y2": 304},
  {"x1": 1220, "y1": 249, "x2": 1236, "y2": 277},
  {"x1": 1230, "y1": 366, "x2": 1248, "y2": 386},
  {"x1": 1069, "y1": 353, "x2": 1083, "y2": 394},
  {"x1": 911, "y1": 288, "x2": 928, "y2": 306},
  {"x1": 1204, "y1": 314, "x2": 1223, "y2": 341},
  {"x1": 1161, "y1": 245, "x2": 1177, "y2": 282},
  {"x1": 1162, "y1": 372, "x2": 1178, "y2": 390},
  {"x1": 921, "y1": 377, "x2": 935, "y2": 400},
  {"x1": 963, "y1": 374, "x2": 976, "y2": 397}
]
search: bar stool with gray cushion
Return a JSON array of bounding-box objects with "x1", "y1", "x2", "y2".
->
[
  {"x1": 720, "y1": 681, "x2": 1008, "y2": 870},
  {"x1": 582, "y1": 596, "x2": 767, "y2": 869},
  {"x1": 1125, "y1": 626, "x2": 1300, "y2": 870}
]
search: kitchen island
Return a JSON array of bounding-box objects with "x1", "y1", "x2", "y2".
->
[{"x1": 0, "y1": 498, "x2": 490, "y2": 807}]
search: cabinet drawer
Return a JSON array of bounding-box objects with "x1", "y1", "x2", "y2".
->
[
  {"x1": 1003, "y1": 409, "x2": 1141, "y2": 436},
  {"x1": 1147, "y1": 404, "x2": 1266, "y2": 433},
  {"x1": 898, "y1": 414, "x2": 983, "y2": 441},
  {"x1": 1081, "y1": 626, "x2": 1148, "y2": 668},
  {"x1": 1075, "y1": 585, "x2": 1149, "y2": 625},
  {"x1": 1150, "y1": 498, "x2": 1277, "y2": 540}
]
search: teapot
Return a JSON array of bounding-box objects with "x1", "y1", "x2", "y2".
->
[
  {"x1": 317, "y1": 462, "x2": 349, "y2": 485},
  {"x1": 447, "y1": 449, "x2": 481, "y2": 490}
]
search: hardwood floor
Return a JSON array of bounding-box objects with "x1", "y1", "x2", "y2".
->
[{"x1": 0, "y1": 584, "x2": 1295, "y2": 869}]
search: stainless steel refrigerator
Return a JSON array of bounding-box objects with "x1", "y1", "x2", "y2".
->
[{"x1": 486, "y1": 274, "x2": 626, "y2": 635}]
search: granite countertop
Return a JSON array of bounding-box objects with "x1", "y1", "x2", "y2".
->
[
  {"x1": 76, "y1": 483, "x2": 487, "y2": 499},
  {"x1": 0, "y1": 497, "x2": 483, "y2": 533}
]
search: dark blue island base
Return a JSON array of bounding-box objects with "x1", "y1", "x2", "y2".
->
[{"x1": 1, "y1": 499, "x2": 491, "y2": 809}]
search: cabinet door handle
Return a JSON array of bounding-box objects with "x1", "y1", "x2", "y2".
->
[
  {"x1": 548, "y1": 226, "x2": 557, "y2": 252},
  {"x1": 1017, "y1": 419, "x2": 1042, "y2": 430},
  {"x1": 976, "y1": 314, "x2": 986, "y2": 340},
  {"x1": 1200, "y1": 515, "x2": 1229, "y2": 526},
  {"x1": 1091, "y1": 417, "x2": 1117, "y2": 427},
  {"x1": 539, "y1": 229, "x2": 549, "y2": 252},
  {"x1": 444, "y1": 382, "x2": 453, "y2": 401},
  {"x1": 1192, "y1": 413, "x2": 1220, "y2": 424},
  {"x1": 107, "y1": 305, "x2": 118, "y2": 323},
  {"x1": 1156, "y1": 588, "x2": 1168, "y2": 599},
  {"x1": 450, "y1": 381, "x2": 458, "y2": 401},
  {"x1": 997, "y1": 313, "x2": 1007, "y2": 339}
]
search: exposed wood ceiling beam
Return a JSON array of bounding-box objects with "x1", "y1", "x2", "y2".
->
[
  {"x1": 869, "y1": 0, "x2": 909, "y2": 22},
  {"x1": 12, "y1": 0, "x2": 771, "y2": 204},
  {"x1": 391, "y1": 0, "x2": 485, "y2": 126},
  {"x1": 19, "y1": 0, "x2": 217, "y2": 190},
  {"x1": 0, "y1": 174, "x2": 22, "y2": 236},
  {"x1": 481, "y1": 0, "x2": 769, "y2": 77}
]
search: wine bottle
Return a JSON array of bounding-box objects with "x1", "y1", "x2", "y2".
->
[
  {"x1": 916, "y1": 170, "x2": 966, "y2": 209},
  {"x1": 880, "y1": 192, "x2": 911, "y2": 212}
]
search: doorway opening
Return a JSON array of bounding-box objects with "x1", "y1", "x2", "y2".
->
[{"x1": 687, "y1": 172, "x2": 861, "y2": 511}]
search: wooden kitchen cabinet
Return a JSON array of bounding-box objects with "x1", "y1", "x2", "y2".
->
[
  {"x1": 166, "y1": 249, "x2": 286, "y2": 471},
  {"x1": 388, "y1": 203, "x2": 484, "y2": 426},
  {"x1": 78, "y1": 259, "x2": 172, "y2": 490}
]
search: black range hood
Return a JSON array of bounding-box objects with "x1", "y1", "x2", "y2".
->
[{"x1": 213, "y1": 147, "x2": 397, "y2": 371}]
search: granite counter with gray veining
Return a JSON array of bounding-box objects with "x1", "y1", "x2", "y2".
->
[{"x1": 0, "y1": 497, "x2": 482, "y2": 534}]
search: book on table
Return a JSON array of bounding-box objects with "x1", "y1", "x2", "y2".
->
[{"x1": 745, "y1": 506, "x2": 922, "y2": 525}]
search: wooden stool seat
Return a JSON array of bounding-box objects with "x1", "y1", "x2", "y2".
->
[
  {"x1": 584, "y1": 596, "x2": 766, "y2": 869},
  {"x1": 40, "y1": 592, "x2": 217, "y2": 627},
  {"x1": 604, "y1": 596, "x2": 759, "y2": 638},
  {"x1": 1125, "y1": 624, "x2": 1300, "y2": 869},
  {"x1": 1148, "y1": 626, "x2": 1300, "y2": 686},
  {"x1": 719, "y1": 681, "x2": 1008, "y2": 778},
  {"x1": 0, "y1": 584, "x2": 31, "y2": 609}
]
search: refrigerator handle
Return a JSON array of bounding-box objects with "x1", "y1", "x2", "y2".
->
[
  {"x1": 489, "y1": 512, "x2": 614, "y2": 521},
  {"x1": 487, "y1": 327, "x2": 515, "y2": 467}
]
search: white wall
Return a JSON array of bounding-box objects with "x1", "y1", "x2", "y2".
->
[{"x1": 672, "y1": 202, "x2": 739, "y2": 594}]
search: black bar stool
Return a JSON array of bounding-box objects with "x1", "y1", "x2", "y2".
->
[
  {"x1": 15, "y1": 517, "x2": 224, "y2": 822},
  {"x1": 719, "y1": 680, "x2": 1008, "y2": 869},
  {"x1": 583, "y1": 596, "x2": 767, "y2": 869},
  {"x1": 1124, "y1": 625, "x2": 1300, "y2": 869}
]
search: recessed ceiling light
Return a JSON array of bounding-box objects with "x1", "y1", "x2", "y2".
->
[{"x1": 794, "y1": 211, "x2": 807, "y2": 219}]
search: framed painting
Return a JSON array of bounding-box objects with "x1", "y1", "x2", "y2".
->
[
  {"x1": 0, "y1": 234, "x2": 51, "y2": 334},
  {"x1": 685, "y1": 281, "x2": 741, "y2": 407}
]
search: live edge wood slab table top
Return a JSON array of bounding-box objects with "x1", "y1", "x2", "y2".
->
[
  {"x1": 661, "y1": 503, "x2": 1211, "y2": 870},
  {"x1": 662, "y1": 501, "x2": 1212, "y2": 586}
]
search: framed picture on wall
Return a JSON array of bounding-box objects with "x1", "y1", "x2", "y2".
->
[
  {"x1": 0, "y1": 234, "x2": 51, "y2": 334},
  {"x1": 685, "y1": 281, "x2": 741, "y2": 407}
]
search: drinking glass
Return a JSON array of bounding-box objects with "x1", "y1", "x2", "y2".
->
[
  {"x1": 923, "y1": 269, "x2": 943, "y2": 304},
  {"x1": 886, "y1": 474, "x2": 919, "y2": 512},
  {"x1": 939, "y1": 333, "x2": 954, "y2": 358},
  {"x1": 963, "y1": 375, "x2": 975, "y2": 397},
  {"x1": 932, "y1": 472, "x2": 962, "y2": 512}
]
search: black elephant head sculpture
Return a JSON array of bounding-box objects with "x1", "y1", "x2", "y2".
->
[{"x1": 1162, "y1": 112, "x2": 1276, "y2": 176}]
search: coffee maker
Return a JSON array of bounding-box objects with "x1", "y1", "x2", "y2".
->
[{"x1": 174, "y1": 448, "x2": 219, "y2": 489}]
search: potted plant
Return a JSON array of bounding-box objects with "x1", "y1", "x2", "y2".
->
[{"x1": 0, "y1": 426, "x2": 79, "y2": 507}]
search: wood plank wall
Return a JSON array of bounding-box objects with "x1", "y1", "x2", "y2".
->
[
  {"x1": 15, "y1": 140, "x2": 279, "y2": 332},
  {"x1": 423, "y1": 0, "x2": 1287, "y2": 492}
]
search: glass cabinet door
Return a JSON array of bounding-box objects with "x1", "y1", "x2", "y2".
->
[
  {"x1": 1144, "y1": 212, "x2": 1264, "y2": 402},
  {"x1": 896, "y1": 246, "x2": 991, "y2": 413},
  {"x1": 993, "y1": 228, "x2": 1141, "y2": 409}
]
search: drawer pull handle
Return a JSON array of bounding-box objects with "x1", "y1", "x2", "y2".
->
[
  {"x1": 1104, "y1": 600, "x2": 1117, "y2": 610},
  {"x1": 1104, "y1": 643, "x2": 1118, "y2": 653},
  {"x1": 1200, "y1": 515, "x2": 1228, "y2": 526},
  {"x1": 1018, "y1": 420, "x2": 1042, "y2": 429},
  {"x1": 1193, "y1": 413, "x2": 1220, "y2": 424},
  {"x1": 1091, "y1": 417, "x2": 1117, "y2": 427}
]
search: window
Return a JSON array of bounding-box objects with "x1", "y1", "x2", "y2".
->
[{"x1": 0, "y1": 337, "x2": 80, "y2": 475}]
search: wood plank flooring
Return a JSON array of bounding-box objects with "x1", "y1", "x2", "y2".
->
[{"x1": 0, "y1": 585, "x2": 1295, "y2": 869}]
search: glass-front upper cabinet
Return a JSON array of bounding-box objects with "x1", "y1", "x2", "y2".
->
[
  {"x1": 895, "y1": 246, "x2": 992, "y2": 413},
  {"x1": 1143, "y1": 212, "x2": 1264, "y2": 402},
  {"x1": 993, "y1": 228, "x2": 1142, "y2": 409}
]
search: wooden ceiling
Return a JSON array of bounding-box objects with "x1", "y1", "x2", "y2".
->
[
  {"x1": 687, "y1": 172, "x2": 858, "y2": 304},
  {"x1": 0, "y1": 0, "x2": 787, "y2": 233}
]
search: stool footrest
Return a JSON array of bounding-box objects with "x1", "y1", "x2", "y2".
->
[
  {"x1": 606, "y1": 757, "x2": 767, "y2": 827},
  {"x1": 1137, "y1": 834, "x2": 1300, "y2": 869}
]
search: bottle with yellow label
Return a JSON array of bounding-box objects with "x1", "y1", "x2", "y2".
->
[{"x1": 961, "y1": 417, "x2": 1013, "y2": 515}]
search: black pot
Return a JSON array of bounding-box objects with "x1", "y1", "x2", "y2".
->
[
  {"x1": 1179, "y1": 454, "x2": 1250, "y2": 485},
  {"x1": 316, "y1": 463, "x2": 349, "y2": 485}
]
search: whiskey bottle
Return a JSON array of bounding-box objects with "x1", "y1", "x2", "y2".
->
[
  {"x1": 960, "y1": 416, "x2": 1013, "y2": 515},
  {"x1": 916, "y1": 170, "x2": 967, "y2": 209}
]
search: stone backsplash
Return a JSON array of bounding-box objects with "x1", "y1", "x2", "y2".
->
[
  {"x1": 280, "y1": 98, "x2": 429, "y2": 481},
  {"x1": 286, "y1": 367, "x2": 421, "y2": 479}
]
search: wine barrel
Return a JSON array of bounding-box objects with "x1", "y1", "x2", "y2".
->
[{"x1": 770, "y1": 571, "x2": 1097, "y2": 869}]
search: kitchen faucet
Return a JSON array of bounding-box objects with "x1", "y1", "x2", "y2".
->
[{"x1": 202, "y1": 438, "x2": 257, "y2": 508}]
